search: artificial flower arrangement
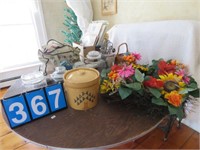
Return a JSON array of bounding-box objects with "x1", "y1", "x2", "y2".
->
[{"x1": 100, "y1": 52, "x2": 199, "y2": 120}]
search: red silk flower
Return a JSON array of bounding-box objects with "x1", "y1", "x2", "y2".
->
[
  {"x1": 144, "y1": 76, "x2": 164, "y2": 88},
  {"x1": 158, "y1": 60, "x2": 176, "y2": 75},
  {"x1": 111, "y1": 64, "x2": 122, "y2": 71}
]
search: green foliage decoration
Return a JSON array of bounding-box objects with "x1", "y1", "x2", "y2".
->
[{"x1": 62, "y1": 7, "x2": 82, "y2": 45}]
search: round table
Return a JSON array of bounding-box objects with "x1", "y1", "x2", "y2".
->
[{"x1": 2, "y1": 80, "x2": 164, "y2": 149}]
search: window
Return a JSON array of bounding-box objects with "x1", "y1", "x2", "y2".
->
[{"x1": 0, "y1": 0, "x2": 47, "y2": 88}]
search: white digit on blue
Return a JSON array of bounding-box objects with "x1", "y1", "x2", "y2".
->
[
  {"x1": 31, "y1": 95, "x2": 47, "y2": 115},
  {"x1": 9, "y1": 102, "x2": 27, "y2": 124},
  {"x1": 48, "y1": 89, "x2": 61, "y2": 109}
]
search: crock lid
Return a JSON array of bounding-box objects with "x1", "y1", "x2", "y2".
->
[{"x1": 64, "y1": 68, "x2": 99, "y2": 84}]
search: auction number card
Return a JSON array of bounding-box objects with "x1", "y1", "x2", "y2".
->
[
  {"x1": 25, "y1": 89, "x2": 50, "y2": 120},
  {"x1": 1, "y1": 83, "x2": 67, "y2": 128},
  {"x1": 2, "y1": 95, "x2": 31, "y2": 128},
  {"x1": 45, "y1": 84, "x2": 67, "y2": 112}
]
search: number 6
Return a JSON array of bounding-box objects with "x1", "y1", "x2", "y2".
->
[
  {"x1": 31, "y1": 95, "x2": 47, "y2": 115},
  {"x1": 25, "y1": 89, "x2": 50, "y2": 120}
]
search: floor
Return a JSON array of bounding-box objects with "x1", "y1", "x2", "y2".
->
[{"x1": 0, "y1": 88, "x2": 199, "y2": 149}]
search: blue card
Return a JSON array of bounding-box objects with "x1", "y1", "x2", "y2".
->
[
  {"x1": 2, "y1": 95, "x2": 31, "y2": 128},
  {"x1": 25, "y1": 89, "x2": 50, "y2": 119},
  {"x1": 45, "y1": 83, "x2": 67, "y2": 112}
]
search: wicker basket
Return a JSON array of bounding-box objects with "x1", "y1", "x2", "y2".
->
[{"x1": 114, "y1": 43, "x2": 129, "y2": 64}]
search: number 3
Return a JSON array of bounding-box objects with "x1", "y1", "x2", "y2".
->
[
  {"x1": 9, "y1": 102, "x2": 27, "y2": 124},
  {"x1": 2, "y1": 95, "x2": 31, "y2": 128}
]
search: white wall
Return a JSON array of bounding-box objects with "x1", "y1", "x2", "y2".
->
[
  {"x1": 41, "y1": 0, "x2": 66, "y2": 42},
  {"x1": 91, "y1": 0, "x2": 200, "y2": 29},
  {"x1": 41, "y1": 0, "x2": 200, "y2": 41}
]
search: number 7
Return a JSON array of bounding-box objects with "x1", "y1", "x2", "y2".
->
[
  {"x1": 45, "y1": 84, "x2": 67, "y2": 112},
  {"x1": 48, "y1": 89, "x2": 60, "y2": 109}
]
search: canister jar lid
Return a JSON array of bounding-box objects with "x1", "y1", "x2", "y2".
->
[{"x1": 63, "y1": 68, "x2": 100, "y2": 88}]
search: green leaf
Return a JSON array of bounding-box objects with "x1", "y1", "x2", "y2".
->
[
  {"x1": 188, "y1": 82, "x2": 198, "y2": 89},
  {"x1": 176, "y1": 107, "x2": 184, "y2": 121},
  {"x1": 179, "y1": 89, "x2": 188, "y2": 94},
  {"x1": 144, "y1": 76, "x2": 150, "y2": 81},
  {"x1": 135, "y1": 69, "x2": 144, "y2": 82},
  {"x1": 101, "y1": 69, "x2": 110, "y2": 78},
  {"x1": 189, "y1": 76, "x2": 198, "y2": 83},
  {"x1": 187, "y1": 88, "x2": 197, "y2": 92},
  {"x1": 168, "y1": 105, "x2": 178, "y2": 115},
  {"x1": 118, "y1": 86, "x2": 132, "y2": 100},
  {"x1": 179, "y1": 88, "x2": 198, "y2": 95},
  {"x1": 125, "y1": 82, "x2": 141, "y2": 91},
  {"x1": 152, "y1": 97, "x2": 168, "y2": 106},
  {"x1": 189, "y1": 89, "x2": 200, "y2": 98},
  {"x1": 149, "y1": 88, "x2": 161, "y2": 98},
  {"x1": 168, "y1": 105, "x2": 184, "y2": 120}
]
